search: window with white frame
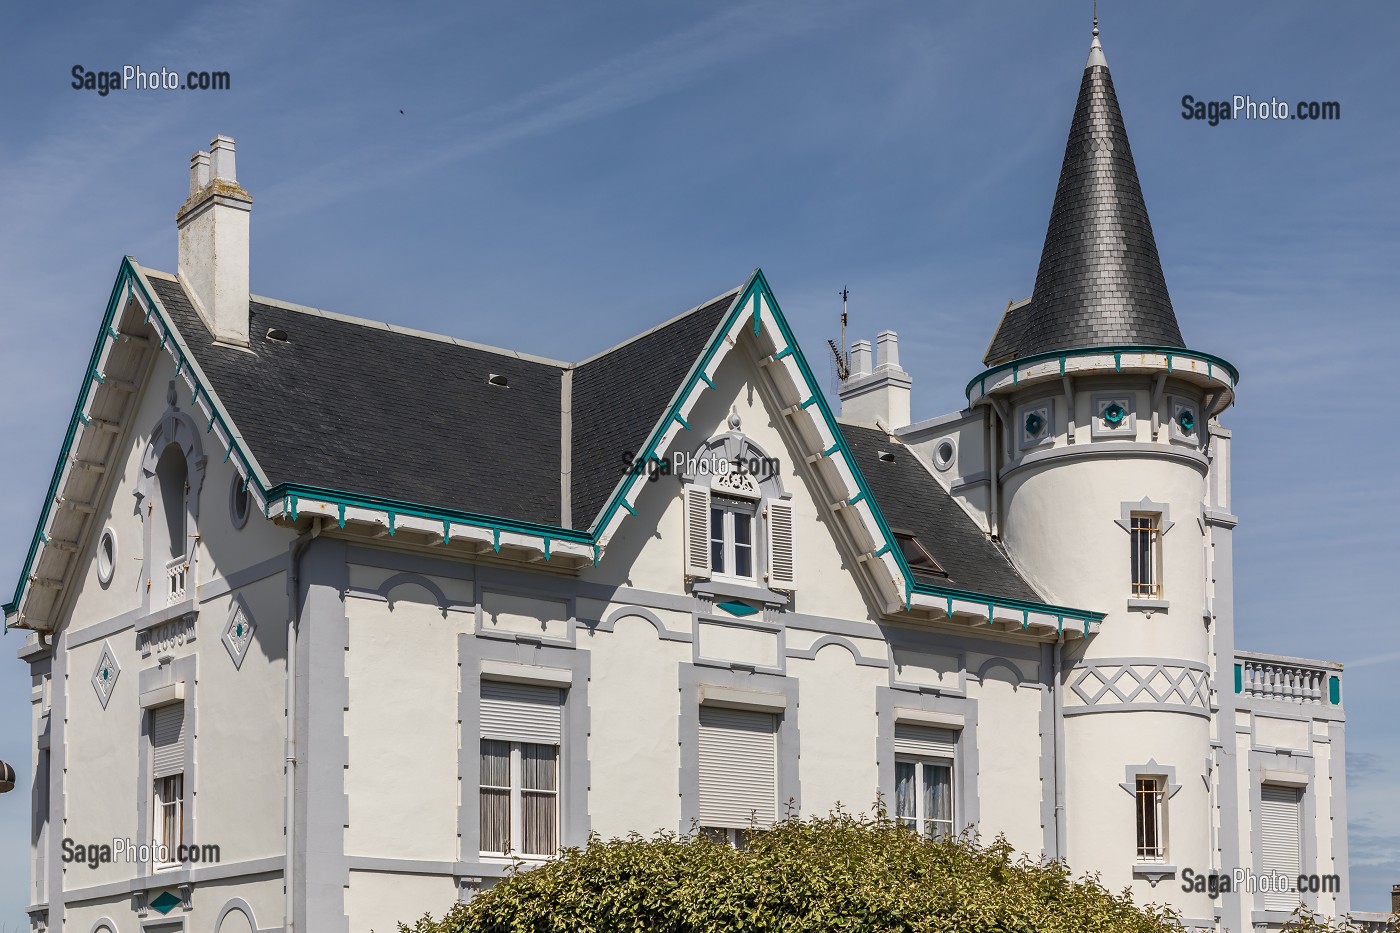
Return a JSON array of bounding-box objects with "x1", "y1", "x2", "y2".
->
[
  {"x1": 150, "y1": 704, "x2": 185, "y2": 867},
  {"x1": 1134, "y1": 776, "x2": 1166, "y2": 861},
  {"x1": 1129, "y1": 513, "x2": 1162, "y2": 599},
  {"x1": 479, "y1": 681, "x2": 562, "y2": 858},
  {"x1": 893, "y1": 724, "x2": 955, "y2": 839},
  {"x1": 710, "y1": 496, "x2": 757, "y2": 582}
]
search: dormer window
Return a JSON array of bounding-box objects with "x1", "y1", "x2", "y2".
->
[
  {"x1": 710, "y1": 497, "x2": 757, "y2": 582},
  {"x1": 680, "y1": 433, "x2": 795, "y2": 593},
  {"x1": 892, "y1": 529, "x2": 945, "y2": 576}
]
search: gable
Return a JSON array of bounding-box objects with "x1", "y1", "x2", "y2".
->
[{"x1": 6, "y1": 262, "x2": 1103, "y2": 637}]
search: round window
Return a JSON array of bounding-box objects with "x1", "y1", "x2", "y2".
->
[
  {"x1": 933, "y1": 439, "x2": 956, "y2": 472},
  {"x1": 230, "y1": 475, "x2": 251, "y2": 529},
  {"x1": 96, "y1": 528, "x2": 117, "y2": 585}
]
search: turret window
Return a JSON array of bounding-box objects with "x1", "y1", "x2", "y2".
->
[
  {"x1": 1134, "y1": 776, "x2": 1167, "y2": 861},
  {"x1": 1130, "y1": 513, "x2": 1162, "y2": 599}
]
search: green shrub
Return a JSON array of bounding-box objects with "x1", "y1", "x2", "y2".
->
[{"x1": 396, "y1": 809, "x2": 1189, "y2": 933}]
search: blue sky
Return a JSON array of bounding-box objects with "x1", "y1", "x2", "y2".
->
[{"x1": 0, "y1": 0, "x2": 1396, "y2": 920}]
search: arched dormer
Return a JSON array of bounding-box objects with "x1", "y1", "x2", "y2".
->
[
  {"x1": 680, "y1": 417, "x2": 795, "y2": 596},
  {"x1": 136, "y1": 382, "x2": 208, "y2": 610}
]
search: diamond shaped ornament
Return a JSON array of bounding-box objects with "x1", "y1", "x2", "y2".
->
[
  {"x1": 91, "y1": 641, "x2": 120, "y2": 709},
  {"x1": 150, "y1": 889, "x2": 182, "y2": 914},
  {"x1": 222, "y1": 598, "x2": 256, "y2": 670}
]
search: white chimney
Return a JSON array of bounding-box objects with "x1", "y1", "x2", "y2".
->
[
  {"x1": 177, "y1": 135, "x2": 252, "y2": 347},
  {"x1": 839, "y1": 330, "x2": 912, "y2": 429}
]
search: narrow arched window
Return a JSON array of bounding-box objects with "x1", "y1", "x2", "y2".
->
[{"x1": 155, "y1": 443, "x2": 189, "y2": 602}]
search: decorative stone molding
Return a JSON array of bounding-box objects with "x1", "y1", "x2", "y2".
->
[
  {"x1": 222, "y1": 595, "x2": 256, "y2": 670},
  {"x1": 1018, "y1": 398, "x2": 1054, "y2": 449},
  {"x1": 1091, "y1": 392, "x2": 1136, "y2": 439},
  {"x1": 91, "y1": 641, "x2": 121, "y2": 709},
  {"x1": 138, "y1": 613, "x2": 197, "y2": 659},
  {"x1": 1067, "y1": 659, "x2": 1210, "y2": 716},
  {"x1": 1115, "y1": 497, "x2": 1174, "y2": 535}
]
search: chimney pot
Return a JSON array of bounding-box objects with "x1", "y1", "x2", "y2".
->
[
  {"x1": 850, "y1": 340, "x2": 873, "y2": 378},
  {"x1": 875, "y1": 330, "x2": 902, "y2": 372},
  {"x1": 209, "y1": 135, "x2": 237, "y2": 183},
  {"x1": 189, "y1": 151, "x2": 210, "y2": 197}
]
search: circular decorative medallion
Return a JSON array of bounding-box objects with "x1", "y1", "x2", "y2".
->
[
  {"x1": 1024, "y1": 412, "x2": 1045, "y2": 437},
  {"x1": 1103, "y1": 402, "x2": 1126, "y2": 426},
  {"x1": 1177, "y1": 409, "x2": 1196, "y2": 432}
]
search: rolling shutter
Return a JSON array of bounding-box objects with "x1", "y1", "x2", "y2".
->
[
  {"x1": 1260, "y1": 784, "x2": 1302, "y2": 911},
  {"x1": 151, "y1": 705, "x2": 185, "y2": 778},
  {"x1": 894, "y1": 724, "x2": 957, "y2": 759},
  {"x1": 480, "y1": 681, "x2": 562, "y2": 745},
  {"x1": 684, "y1": 485, "x2": 711, "y2": 578},
  {"x1": 698, "y1": 706, "x2": 777, "y2": 827},
  {"x1": 765, "y1": 500, "x2": 796, "y2": 591}
]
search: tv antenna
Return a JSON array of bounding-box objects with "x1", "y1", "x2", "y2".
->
[{"x1": 827, "y1": 287, "x2": 851, "y2": 383}]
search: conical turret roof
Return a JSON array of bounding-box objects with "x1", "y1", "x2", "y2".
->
[{"x1": 985, "y1": 30, "x2": 1184, "y2": 365}]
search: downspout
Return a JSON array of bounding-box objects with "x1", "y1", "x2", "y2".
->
[
  {"x1": 987, "y1": 406, "x2": 1000, "y2": 538},
  {"x1": 1053, "y1": 634, "x2": 1067, "y2": 860},
  {"x1": 285, "y1": 517, "x2": 323, "y2": 933},
  {"x1": 987, "y1": 397, "x2": 1011, "y2": 539}
]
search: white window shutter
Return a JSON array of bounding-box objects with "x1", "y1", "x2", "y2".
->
[
  {"x1": 1259, "y1": 784, "x2": 1303, "y2": 911},
  {"x1": 480, "y1": 681, "x2": 562, "y2": 745},
  {"x1": 698, "y1": 706, "x2": 777, "y2": 827},
  {"x1": 765, "y1": 499, "x2": 796, "y2": 591},
  {"x1": 151, "y1": 705, "x2": 185, "y2": 778},
  {"x1": 684, "y1": 485, "x2": 711, "y2": 578}
]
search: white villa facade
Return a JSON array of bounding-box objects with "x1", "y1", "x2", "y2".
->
[{"x1": 9, "y1": 28, "x2": 1353, "y2": 933}]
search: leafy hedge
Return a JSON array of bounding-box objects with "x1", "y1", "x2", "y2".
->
[
  {"x1": 396, "y1": 811, "x2": 1398, "y2": 933},
  {"x1": 397, "y1": 811, "x2": 1186, "y2": 933}
]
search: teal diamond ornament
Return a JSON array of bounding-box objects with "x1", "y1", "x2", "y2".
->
[
  {"x1": 223, "y1": 598, "x2": 256, "y2": 670},
  {"x1": 91, "y1": 642, "x2": 121, "y2": 709},
  {"x1": 150, "y1": 890, "x2": 182, "y2": 914}
]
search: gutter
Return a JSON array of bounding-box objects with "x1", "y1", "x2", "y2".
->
[{"x1": 285, "y1": 517, "x2": 323, "y2": 933}]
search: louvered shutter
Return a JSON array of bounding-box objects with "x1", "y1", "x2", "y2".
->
[
  {"x1": 683, "y1": 485, "x2": 711, "y2": 578},
  {"x1": 1260, "y1": 784, "x2": 1302, "y2": 911},
  {"x1": 151, "y1": 705, "x2": 185, "y2": 778},
  {"x1": 480, "y1": 681, "x2": 562, "y2": 745},
  {"x1": 698, "y1": 706, "x2": 777, "y2": 827},
  {"x1": 765, "y1": 499, "x2": 796, "y2": 591},
  {"x1": 894, "y1": 724, "x2": 957, "y2": 759}
]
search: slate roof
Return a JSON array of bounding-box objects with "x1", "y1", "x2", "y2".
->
[
  {"x1": 151, "y1": 277, "x2": 569, "y2": 526},
  {"x1": 147, "y1": 275, "x2": 1040, "y2": 604},
  {"x1": 839, "y1": 423, "x2": 1041, "y2": 603},
  {"x1": 570, "y1": 291, "x2": 738, "y2": 529},
  {"x1": 149, "y1": 275, "x2": 737, "y2": 533},
  {"x1": 985, "y1": 40, "x2": 1184, "y2": 365}
]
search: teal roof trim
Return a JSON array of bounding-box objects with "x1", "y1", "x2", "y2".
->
[{"x1": 967, "y1": 344, "x2": 1239, "y2": 401}]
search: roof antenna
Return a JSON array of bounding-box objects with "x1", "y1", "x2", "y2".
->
[{"x1": 827, "y1": 287, "x2": 851, "y2": 384}]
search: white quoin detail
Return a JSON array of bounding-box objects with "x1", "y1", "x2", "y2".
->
[
  {"x1": 683, "y1": 485, "x2": 711, "y2": 578},
  {"x1": 177, "y1": 134, "x2": 252, "y2": 347}
]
